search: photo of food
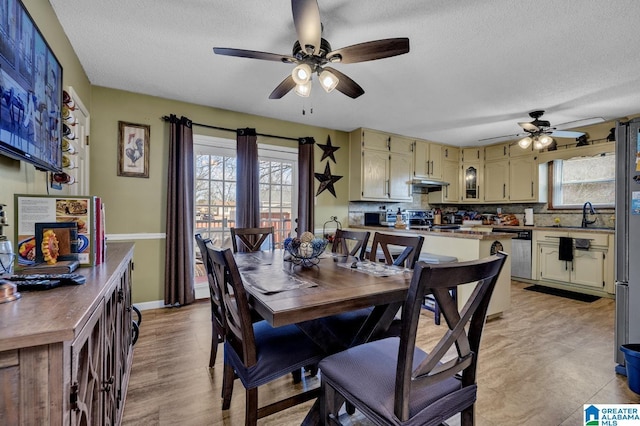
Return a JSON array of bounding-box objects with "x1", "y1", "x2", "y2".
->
[{"x1": 34, "y1": 222, "x2": 79, "y2": 264}]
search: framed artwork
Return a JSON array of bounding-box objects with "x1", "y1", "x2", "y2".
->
[{"x1": 118, "y1": 121, "x2": 150, "y2": 178}]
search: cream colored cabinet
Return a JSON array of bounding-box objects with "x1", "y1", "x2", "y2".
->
[
  {"x1": 484, "y1": 159, "x2": 509, "y2": 202},
  {"x1": 484, "y1": 143, "x2": 509, "y2": 161},
  {"x1": 350, "y1": 128, "x2": 414, "y2": 201},
  {"x1": 534, "y1": 230, "x2": 612, "y2": 294},
  {"x1": 509, "y1": 155, "x2": 538, "y2": 202},
  {"x1": 414, "y1": 140, "x2": 443, "y2": 180},
  {"x1": 461, "y1": 161, "x2": 482, "y2": 202},
  {"x1": 428, "y1": 146, "x2": 460, "y2": 203}
]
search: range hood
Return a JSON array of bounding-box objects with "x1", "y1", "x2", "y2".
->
[{"x1": 411, "y1": 178, "x2": 449, "y2": 188}]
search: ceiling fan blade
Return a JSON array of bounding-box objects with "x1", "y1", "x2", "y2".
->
[
  {"x1": 213, "y1": 47, "x2": 295, "y2": 63},
  {"x1": 269, "y1": 75, "x2": 296, "y2": 99},
  {"x1": 551, "y1": 130, "x2": 585, "y2": 138},
  {"x1": 478, "y1": 133, "x2": 524, "y2": 143},
  {"x1": 327, "y1": 38, "x2": 410, "y2": 64},
  {"x1": 323, "y1": 67, "x2": 364, "y2": 98},
  {"x1": 518, "y1": 122, "x2": 540, "y2": 132},
  {"x1": 291, "y1": 0, "x2": 322, "y2": 55},
  {"x1": 554, "y1": 117, "x2": 605, "y2": 130}
]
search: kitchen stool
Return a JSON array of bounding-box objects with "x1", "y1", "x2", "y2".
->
[{"x1": 419, "y1": 253, "x2": 458, "y2": 325}]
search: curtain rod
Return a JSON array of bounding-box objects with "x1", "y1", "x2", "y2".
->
[{"x1": 161, "y1": 115, "x2": 299, "y2": 142}]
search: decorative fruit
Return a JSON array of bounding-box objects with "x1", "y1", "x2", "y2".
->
[
  {"x1": 300, "y1": 231, "x2": 315, "y2": 243},
  {"x1": 41, "y1": 230, "x2": 60, "y2": 264}
]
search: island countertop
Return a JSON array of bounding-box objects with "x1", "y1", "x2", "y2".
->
[{"x1": 349, "y1": 225, "x2": 516, "y2": 240}]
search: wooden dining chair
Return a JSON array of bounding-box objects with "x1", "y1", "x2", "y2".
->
[
  {"x1": 230, "y1": 226, "x2": 274, "y2": 253},
  {"x1": 207, "y1": 246, "x2": 326, "y2": 426},
  {"x1": 195, "y1": 233, "x2": 225, "y2": 368},
  {"x1": 368, "y1": 232, "x2": 424, "y2": 269},
  {"x1": 319, "y1": 252, "x2": 508, "y2": 426},
  {"x1": 331, "y1": 229, "x2": 370, "y2": 260}
]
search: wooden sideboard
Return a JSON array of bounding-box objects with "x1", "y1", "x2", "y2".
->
[{"x1": 0, "y1": 243, "x2": 135, "y2": 425}]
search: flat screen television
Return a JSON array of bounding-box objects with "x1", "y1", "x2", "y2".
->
[{"x1": 0, "y1": 0, "x2": 63, "y2": 173}]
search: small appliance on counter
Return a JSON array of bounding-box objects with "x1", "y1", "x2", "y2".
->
[
  {"x1": 524, "y1": 208, "x2": 534, "y2": 226},
  {"x1": 380, "y1": 209, "x2": 409, "y2": 227},
  {"x1": 364, "y1": 212, "x2": 384, "y2": 226}
]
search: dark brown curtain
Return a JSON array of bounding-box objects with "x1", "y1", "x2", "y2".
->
[
  {"x1": 297, "y1": 137, "x2": 315, "y2": 236},
  {"x1": 236, "y1": 128, "x2": 260, "y2": 228},
  {"x1": 164, "y1": 115, "x2": 195, "y2": 306}
]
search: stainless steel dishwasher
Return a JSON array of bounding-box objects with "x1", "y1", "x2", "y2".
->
[{"x1": 499, "y1": 229, "x2": 532, "y2": 279}]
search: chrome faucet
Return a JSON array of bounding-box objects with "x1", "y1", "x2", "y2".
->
[{"x1": 582, "y1": 201, "x2": 597, "y2": 228}]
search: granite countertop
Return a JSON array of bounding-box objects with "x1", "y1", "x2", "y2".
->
[{"x1": 350, "y1": 225, "x2": 516, "y2": 240}]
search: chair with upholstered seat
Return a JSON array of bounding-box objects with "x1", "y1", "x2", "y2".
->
[
  {"x1": 319, "y1": 252, "x2": 508, "y2": 426},
  {"x1": 207, "y1": 246, "x2": 326, "y2": 426},
  {"x1": 195, "y1": 233, "x2": 225, "y2": 368},
  {"x1": 368, "y1": 232, "x2": 424, "y2": 269},
  {"x1": 230, "y1": 226, "x2": 274, "y2": 253},
  {"x1": 331, "y1": 229, "x2": 370, "y2": 260}
]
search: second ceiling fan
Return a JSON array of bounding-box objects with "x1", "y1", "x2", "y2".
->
[{"x1": 213, "y1": 0, "x2": 410, "y2": 99}]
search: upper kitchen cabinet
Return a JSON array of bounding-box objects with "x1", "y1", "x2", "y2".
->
[
  {"x1": 509, "y1": 154, "x2": 541, "y2": 202},
  {"x1": 484, "y1": 142, "x2": 509, "y2": 161},
  {"x1": 461, "y1": 148, "x2": 483, "y2": 202},
  {"x1": 509, "y1": 143, "x2": 535, "y2": 158},
  {"x1": 428, "y1": 146, "x2": 460, "y2": 203},
  {"x1": 349, "y1": 128, "x2": 414, "y2": 201},
  {"x1": 414, "y1": 139, "x2": 443, "y2": 180},
  {"x1": 483, "y1": 142, "x2": 510, "y2": 202}
]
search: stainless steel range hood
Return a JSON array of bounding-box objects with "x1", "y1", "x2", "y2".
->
[{"x1": 411, "y1": 179, "x2": 450, "y2": 188}]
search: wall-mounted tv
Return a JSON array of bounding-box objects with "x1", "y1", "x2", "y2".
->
[{"x1": 0, "y1": 0, "x2": 63, "y2": 173}]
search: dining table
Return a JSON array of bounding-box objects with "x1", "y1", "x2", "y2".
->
[{"x1": 233, "y1": 249, "x2": 414, "y2": 425}]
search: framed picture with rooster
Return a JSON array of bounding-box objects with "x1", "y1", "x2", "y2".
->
[{"x1": 118, "y1": 121, "x2": 150, "y2": 178}]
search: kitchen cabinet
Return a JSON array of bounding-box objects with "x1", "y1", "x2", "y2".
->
[
  {"x1": 428, "y1": 146, "x2": 460, "y2": 203},
  {"x1": 484, "y1": 158, "x2": 509, "y2": 202},
  {"x1": 461, "y1": 148, "x2": 483, "y2": 202},
  {"x1": 350, "y1": 128, "x2": 413, "y2": 201},
  {"x1": 414, "y1": 139, "x2": 443, "y2": 180},
  {"x1": 509, "y1": 154, "x2": 543, "y2": 202},
  {"x1": 484, "y1": 142, "x2": 509, "y2": 161},
  {"x1": 0, "y1": 243, "x2": 135, "y2": 426},
  {"x1": 533, "y1": 230, "x2": 613, "y2": 294}
]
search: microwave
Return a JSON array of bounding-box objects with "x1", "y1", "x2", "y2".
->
[{"x1": 364, "y1": 212, "x2": 385, "y2": 226}]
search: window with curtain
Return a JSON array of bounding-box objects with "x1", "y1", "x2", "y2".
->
[
  {"x1": 194, "y1": 135, "x2": 298, "y2": 249},
  {"x1": 550, "y1": 152, "x2": 615, "y2": 208}
]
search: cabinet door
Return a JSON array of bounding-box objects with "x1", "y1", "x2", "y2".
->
[
  {"x1": 70, "y1": 301, "x2": 104, "y2": 426},
  {"x1": 509, "y1": 156, "x2": 537, "y2": 201},
  {"x1": 484, "y1": 160, "x2": 509, "y2": 202},
  {"x1": 539, "y1": 245, "x2": 571, "y2": 282},
  {"x1": 462, "y1": 162, "x2": 482, "y2": 202},
  {"x1": 484, "y1": 143, "x2": 509, "y2": 161},
  {"x1": 413, "y1": 140, "x2": 430, "y2": 178},
  {"x1": 442, "y1": 160, "x2": 460, "y2": 202},
  {"x1": 572, "y1": 250, "x2": 605, "y2": 288},
  {"x1": 389, "y1": 153, "x2": 413, "y2": 200},
  {"x1": 389, "y1": 135, "x2": 414, "y2": 154},
  {"x1": 362, "y1": 150, "x2": 389, "y2": 199},
  {"x1": 362, "y1": 129, "x2": 389, "y2": 151},
  {"x1": 428, "y1": 143, "x2": 443, "y2": 179},
  {"x1": 462, "y1": 147, "x2": 482, "y2": 162},
  {"x1": 443, "y1": 146, "x2": 459, "y2": 162}
]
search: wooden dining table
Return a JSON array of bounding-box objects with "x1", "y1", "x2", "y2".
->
[{"x1": 233, "y1": 249, "x2": 413, "y2": 425}]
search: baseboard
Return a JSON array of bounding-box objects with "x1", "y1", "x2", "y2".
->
[{"x1": 133, "y1": 282, "x2": 209, "y2": 311}]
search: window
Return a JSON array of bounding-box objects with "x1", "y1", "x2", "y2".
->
[
  {"x1": 550, "y1": 152, "x2": 615, "y2": 208},
  {"x1": 194, "y1": 135, "x2": 297, "y2": 250}
]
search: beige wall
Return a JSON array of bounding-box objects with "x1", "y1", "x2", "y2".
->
[
  {"x1": 1, "y1": 0, "x2": 90, "y2": 242},
  {"x1": 90, "y1": 87, "x2": 350, "y2": 303}
]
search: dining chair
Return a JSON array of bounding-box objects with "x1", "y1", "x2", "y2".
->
[
  {"x1": 230, "y1": 226, "x2": 274, "y2": 253},
  {"x1": 368, "y1": 232, "x2": 425, "y2": 269},
  {"x1": 331, "y1": 229, "x2": 370, "y2": 260},
  {"x1": 195, "y1": 233, "x2": 225, "y2": 368},
  {"x1": 207, "y1": 246, "x2": 326, "y2": 426},
  {"x1": 319, "y1": 252, "x2": 508, "y2": 426}
]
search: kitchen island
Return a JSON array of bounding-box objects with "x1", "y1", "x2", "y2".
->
[{"x1": 350, "y1": 225, "x2": 514, "y2": 319}]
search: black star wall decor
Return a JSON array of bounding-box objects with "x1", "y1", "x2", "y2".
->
[
  {"x1": 317, "y1": 135, "x2": 340, "y2": 163},
  {"x1": 314, "y1": 162, "x2": 343, "y2": 198}
]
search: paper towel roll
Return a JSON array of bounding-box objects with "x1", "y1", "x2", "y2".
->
[{"x1": 524, "y1": 208, "x2": 534, "y2": 226}]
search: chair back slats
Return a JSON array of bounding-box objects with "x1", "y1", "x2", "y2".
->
[
  {"x1": 230, "y1": 227, "x2": 274, "y2": 253},
  {"x1": 332, "y1": 229, "x2": 370, "y2": 260},
  {"x1": 195, "y1": 234, "x2": 225, "y2": 331},
  {"x1": 207, "y1": 246, "x2": 258, "y2": 366},
  {"x1": 393, "y1": 253, "x2": 507, "y2": 421},
  {"x1": 368, "y1": 232, "x2": 424, "y2": 269}
]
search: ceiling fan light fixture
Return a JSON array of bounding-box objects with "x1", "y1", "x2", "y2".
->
[
  {"x1": 533, "y1": 136, "x2": 544, "y2": 150},
  {"x1": 518, "y1": 136, "x2": 533, "y2": 149},
  {"x1": 292, "y1": 64, "x2": 312, "y2": 85},
  {"x1": 319, "y1": 69, "x2": 339, "y2": 93},
  {"x1": 539, "y1": 134, "x2": 554, "y2": 146},
  {"x1": 294, "y1": 81, "x2": 312, "y2": 97}
]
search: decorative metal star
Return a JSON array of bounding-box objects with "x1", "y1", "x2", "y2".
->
[
  {"x1": 317, "y1": 135, "x2": 340, "y2": 163},
  {"x1": 314, "y1": 162, "x2": 343, "y2": 198}
]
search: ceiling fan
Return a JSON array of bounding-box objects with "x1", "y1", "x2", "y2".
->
[
  {"x1": 479, "y1": 110, "x2": 603, "y2": 149},
  {"x1": 212, "y1": 0, "x2": 410, "y2": 99}
]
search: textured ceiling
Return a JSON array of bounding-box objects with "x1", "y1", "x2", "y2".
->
[{"x1": 49, "y1": 0, "x2": 640, "y2": 146}]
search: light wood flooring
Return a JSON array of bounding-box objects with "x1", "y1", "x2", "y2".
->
[{"x1": 122, "y1": 281, "x2": 640, "y2": 425}]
